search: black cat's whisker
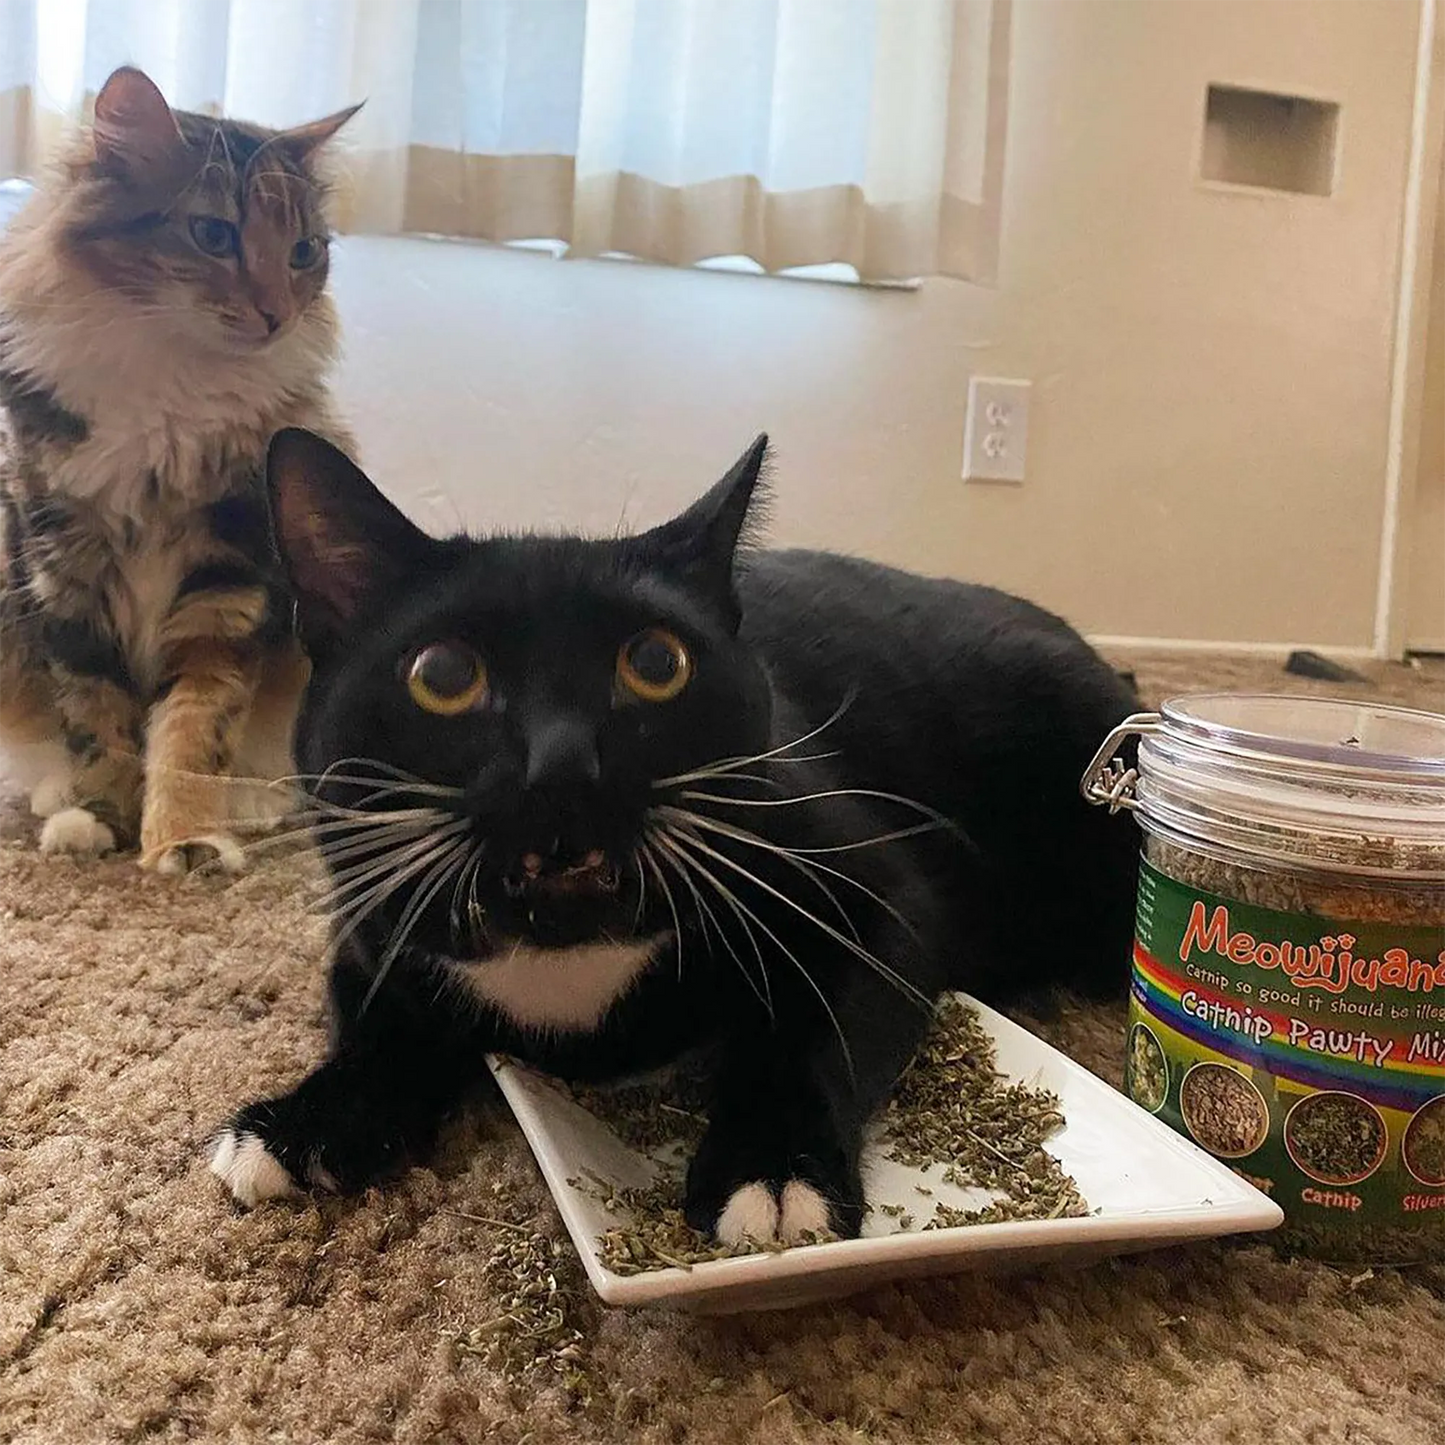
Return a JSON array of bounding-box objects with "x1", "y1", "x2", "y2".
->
[
  {"x1": 755, "y1": 822, "x2": 948, "y2": 857},
  {"x1": 318, "y1": 845, "x2": 445, "y2": 936},
  {"x1": 659, "y1": 806, "x2": 867, "y2": 946},
  {"x1": 465, "y1": 853, "x2": 488, "y2": 951},
  {"x1": 309, "y1": 786, "x2": 461, "y2": 816},
  {"x1": 656, "y1": 827, "x2": 840, "y2": 1063},
  {"x1": 651, "y1": 691, "x2": 856, "y2": 788},
  {"x1": 649, "y1": 831, "x2": 726, "y2": 962},
  {"x1": 328, "y1": 827, "x2": 471, "y2": 956},
  {"x1": 301, "y1": 806, "x2": 462, "y2": 842},
  {"x1": 284, "y1": 773, "x2": 467, "y2": 803},
  {"x1": 224, "y1": 802, "x2": 454, "y2": 855},
  {"x1": 302, "y1": 806, "x2": 451, "y2": 833},
  {"x1": 658, "y1": 824, "x2": 860, "y2": 1069},
  {"x1": 656, "y1": 805, "x2": 916, "y2": 940},
  {"x1": 306, "y1": 810, "x2": 457, "y2": 866},
  {"x1": 363, "y1": 840, "x2": 474, "y2": 1010},
  {"x1": 210, "y1": 807, "x2": 449, "y2": 863},
  {"x1": 659, "y1": 753, "x2": 842, "y2": 792},
  {"x1": 649, "y1": 829, "x2": 774, "y2": 1019},
  {"x1": 308, "y1": 756, "x2": 450, "y2": 789},
  {"x1": 660, "y1": 820, "x2": 932, "y2": 1012},
  {"x1": 319, "y1": 846, "x2": 445, "y2": 920},
  {"x1": 631, "y1": 848, "x2": 649, "y2": 934},
  {"x1": 673, "y1": 797, "x2": 950, "y2": 857},
  {"x1": 307, "y1": 776, "x2": 463, "y2": 801},
  {"x1": 659, "y1": 771, "x2": 786, "y2": 793},
  {"x1": 137, "y1": 758, "x2": 460, "y2": 805},
  {"x1": 638, "y1": 842, "x2": 685, "y2": 984},
  {"x1": 449, "y1": 843, "x2": 485, "y2": 951},
  {"x1": 319, "y1": 820, "x2": 469, "y2": 915},
  {"x1": 321, "y1": 833, "x2": 464, "y2": 909},
  {"x1": 677, "y1": 783, "x2": 956, "y2": 828},
  {"x1": 383, "y1": 840, "x2": 472, "y2": 968},
  {"x1": 314, "y1": 819, "x2": 446, "y2": 872}
]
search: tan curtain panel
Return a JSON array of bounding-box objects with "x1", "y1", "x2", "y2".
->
[{"x1": 0, "y1": 0, "x2": 1009, "y2": 285}]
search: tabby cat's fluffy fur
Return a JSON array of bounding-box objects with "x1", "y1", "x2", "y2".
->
[
  {"x1": 0, "y1": 67, "x2": 357, "y2": 872},
  {"x1": 210, "y1": 430, "x2": 1139, "y2": 1245}
]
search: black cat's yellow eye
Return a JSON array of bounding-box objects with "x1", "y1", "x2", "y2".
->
[
  {"x1": 406, "y1": 643, "x2": 488, "y2": 716},
  {"x1": 290, "y1": 235, "x2": 326, "y2": 270},
  {"x1": 617, "y1": 629, "x2": 692, "y2": 703},
  {"x1": 189, "y1": 215, "x2": 238, "y2": 257}
]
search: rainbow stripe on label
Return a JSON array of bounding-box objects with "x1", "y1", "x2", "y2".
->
[{"x1": 1133, "y1": 943, "x2": 1445, "y2": 1113}]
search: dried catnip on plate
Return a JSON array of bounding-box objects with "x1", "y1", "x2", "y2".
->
[{"x1": 487, "y1": 995, "x2": 1283, "y2": 1313}]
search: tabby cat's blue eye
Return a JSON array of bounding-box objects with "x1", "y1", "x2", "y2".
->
[
  {"x1": 290, "y1": 236, "x2": 325, "y2": 269},
  {"x1": 188, "y1": 215, "x2": 238, "y2": 258},
  {"x1": 617, "y1": 629, "x2": 691, "y2": 703}
]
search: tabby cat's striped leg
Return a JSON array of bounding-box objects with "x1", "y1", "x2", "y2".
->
[
  {"x1": 0, "y1": 626, "x2": 69, "y2": 815},
  {"x1": 140, "y1": 640, "x2": 261, "y2": 876},
  {"x1": 229, "y1": 640, "x2": 309, "y2": 832},
  {"x1": 41, "y1": 667, "x2": 146, "y2": 856}
]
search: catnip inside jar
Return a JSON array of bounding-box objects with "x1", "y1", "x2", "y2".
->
[{"x1": 1082, "y1": 694, "x2": 1445, "y2": 1263}]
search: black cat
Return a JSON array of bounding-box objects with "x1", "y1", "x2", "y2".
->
[{"x1": 210, "y1": 429, "x2": 1139, "y2": 1244}]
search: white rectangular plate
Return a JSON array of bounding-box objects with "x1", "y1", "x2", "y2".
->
[{"x1": 488, "y1": 995, "x2": 1282, "y2": 1313}]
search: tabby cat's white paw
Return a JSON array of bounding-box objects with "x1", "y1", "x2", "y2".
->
[
  {"x1": 209, "y1": 1129, "x2": 299, "y2": 1208},
  {"x1": 39, "y1": 807, "x2": 117, "y2": 857},
  {"x1": 29, "y1": 775, "x2": 70, "y2": 819},
  {"x1": 145, "y1": 833, "x2": 248, "y2": 877}
]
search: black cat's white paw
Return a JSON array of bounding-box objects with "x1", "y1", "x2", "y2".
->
[
  {"x1": 685, "y1": 1125, "x2": 864, "y2": 1243},
  {"x1": 209, "y1": 1128, "x2": 305, "y2": 1208},
  {"x1": 209, "y1": 1084, "x2": 415, "y2": 1208},
  {"x1": 715, "y1": 1179, "x2": 834, "y2": 1246}
]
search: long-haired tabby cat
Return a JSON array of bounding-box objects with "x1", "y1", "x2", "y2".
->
[
  {"x1": 0, "y1": 66, "x2": 358, "y2": 872},
  {"x1": 210, "y1": 429, "x2": 1139, "y2": 1244}
]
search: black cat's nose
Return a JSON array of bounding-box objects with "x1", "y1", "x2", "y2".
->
[{"x1": 524, "y1": 714, "x2": 600, "y2": 789}]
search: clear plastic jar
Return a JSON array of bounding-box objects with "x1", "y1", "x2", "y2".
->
[{"x1": 1083, "y1": 694, "x2": 1445, "y2": 1262}]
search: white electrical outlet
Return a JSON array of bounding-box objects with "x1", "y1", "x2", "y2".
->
[{"x1": 962, "y1": 376, "x2": 1031, "y2": 483}]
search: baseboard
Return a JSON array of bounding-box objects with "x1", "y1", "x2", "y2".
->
[{"x1": 1086, "y1": 635, "x2": 1378, "y2": 661}]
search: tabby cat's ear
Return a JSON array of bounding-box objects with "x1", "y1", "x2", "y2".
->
[
  {"x1": 277, "y1": 101, "x2": 366, "y2": 160},
  {"x1": 92, "y1": 67, "x2": 183, "y2": 173},
  {"x1": 640, "y1": 434, "x2": 770, "y2": 625},
  {"x1": 267, "y1": 429, "x2": 434, "y2": 655}
]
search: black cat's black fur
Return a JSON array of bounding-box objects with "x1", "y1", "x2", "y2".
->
[{"x1": 211, "y1": 430, "x2": 1139, "y2": 1243}]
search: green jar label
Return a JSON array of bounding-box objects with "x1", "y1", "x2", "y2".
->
[{"x1": 1127, "y1": 860, "x2": 1445, "y2": 1229}]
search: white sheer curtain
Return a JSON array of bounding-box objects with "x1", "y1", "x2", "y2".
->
[{"x1": 0, "y1": 0, "x2": 1010, "y2": 282}]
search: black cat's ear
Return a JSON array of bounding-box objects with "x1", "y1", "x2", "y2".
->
[
  {"x1": 266, "y1": 428, "x2": 434, "y2": 655},
  {"x1": 641, "y1": 434, "x2": 770, "y2": 621}
]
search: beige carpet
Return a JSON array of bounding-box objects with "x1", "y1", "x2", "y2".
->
[{"x1": 2, "y1": 651, "x2": 1443, "y2": 1445}]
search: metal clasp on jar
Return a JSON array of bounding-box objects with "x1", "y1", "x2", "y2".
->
[{"x1": 1079, "y1": 713, "x2": 1162, "y2": 813}]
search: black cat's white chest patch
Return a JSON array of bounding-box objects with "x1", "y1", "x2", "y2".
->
[{"x1": 449, "y1": 934, "x2": 669, "y2": 1032}]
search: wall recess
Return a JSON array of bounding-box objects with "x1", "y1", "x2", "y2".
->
[{"x1": 1200, "y1": 84, "x2": 1340, "y2": 197}]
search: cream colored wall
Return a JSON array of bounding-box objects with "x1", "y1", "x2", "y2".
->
[
  {"x1": 1407, "y1": 128, "x2": 1445, "y2": 652},
  {"x1": 331, "y1": 1, "x2": 1424, "y2": 649}
]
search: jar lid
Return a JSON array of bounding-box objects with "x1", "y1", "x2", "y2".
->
[
  {"x1": 1084, "y1": 694, "x2": 1445, "y2": 880},
  {"x1": 1161, "y1": 694, "x2": 1445, "y2": 781}
]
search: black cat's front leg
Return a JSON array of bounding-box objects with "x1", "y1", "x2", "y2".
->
[
  {"x1": 684, "y1": 951, "x2": 939, "y2": 1245},
  {"x1": 684, "y1": 1053, "x2": 864, "y2": 1245},
  {"x1": 210, "y1": 949, "x2": 483, "y2": 1207}
]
